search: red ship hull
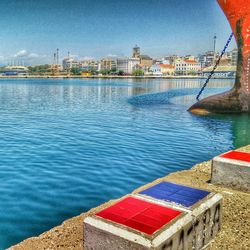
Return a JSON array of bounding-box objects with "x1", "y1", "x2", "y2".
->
[
  {"x1": 189, "y1": 0, "x2": 250, "y2": 114},
  {"x1": 218, "y1": 0, "x2": 250, "y2": 93}
]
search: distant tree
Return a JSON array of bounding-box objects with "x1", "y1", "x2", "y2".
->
[
  {"x1": 188, "y1": 70, "x2": 197, "y2": 75},
  {"x1": 99, "y1": 70, "x2": 110, "y2": 75},
  {"x1": 133, "y1": 69, "x2": 144, "y2": 76},
  {"x1": 110, "y1": 68, "x2": 117, "y2": 74},
  {"x1": 81, "y1": 68, "x2": 89, "y2": 73},
  {"x1": 28, "y1": 64, "x2": 50, "y2": 74},
  {"x1": 118, "y1": 70, "x2": 124, "y2": 76},
  {"x1": 90, "y1": 68, "x2": 98, "y2": 75},
  {"x1": 71, "y1": 67, "x2": 81, "y2": 75}
]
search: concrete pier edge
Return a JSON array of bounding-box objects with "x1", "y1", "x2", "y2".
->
[{"x1": 9, "y1": 145, "x2": 250, "y2": 250}]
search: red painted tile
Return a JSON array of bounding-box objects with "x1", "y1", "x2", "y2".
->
[
  {"x1": 123, "y1": 219, "x2": 158, "y2": 235},
  {"x1": 131, "y1": 213, "x2": 165, "y2": 228},
  {"x1": 96, "y1": 197, "x2": 182, "y2": 235},
  {"x1": 97, "y1": 211, "x2": 127, "y2": 224},
  {"x1": 221, "y1": 151, "x2": 250, "y2": 163},
  {"x1": 142, "y1": 207, "x2": 169, "y2": 222}
]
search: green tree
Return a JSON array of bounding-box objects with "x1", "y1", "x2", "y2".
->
[
  {"x1": 99, "y1": 70, "x2": 110, "y2": 75},
  {"x1": 71, "y1": 67, "x2": 81, "y2": 75},
  {"x1": 90, "y1": 68, "x2": 98, "y2": 75},
  {"x1": 110, "y1": 68, "x2": 117, "y2": 75},
  {"x1": 133, "y1": 69, "x2": 144, "y2": 76},
  {"x1": 28, "y1": 64, "x2": 50, "y2": 74},
  {"x1": 188, "y1": 70, "x2": 197, "y2": 75}
]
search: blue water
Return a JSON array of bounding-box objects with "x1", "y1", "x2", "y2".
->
[{"x1": 0, "y1": 78, "x2": 250, "y2": 249}]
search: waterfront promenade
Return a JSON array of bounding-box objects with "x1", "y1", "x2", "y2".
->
[
  {"x1": 0, "y1": 75, "x2": 234, "y2": 80},
  {"x1": 10, "y1": 145, "x2": 250, "y2": 250}
]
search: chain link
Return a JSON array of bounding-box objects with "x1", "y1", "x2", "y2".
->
[{"x1": 196, "y1": 32, "x2": 234, "y2": 101}]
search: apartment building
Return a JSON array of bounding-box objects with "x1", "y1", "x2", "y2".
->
[
  {"x1": 174, "y1": 59, "x2": 201, "y2": 75},
  {"x1": 117, "y1": 58, "x2": 140, "y2": 74}
]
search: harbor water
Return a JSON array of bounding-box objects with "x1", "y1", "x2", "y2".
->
[{"x1": 0, "y1": 78, "x2": 249, "y2": 249}]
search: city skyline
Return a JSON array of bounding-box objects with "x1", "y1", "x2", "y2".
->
[{"x1": 0, "y1": 0, "x2": 237, "y2": 65}]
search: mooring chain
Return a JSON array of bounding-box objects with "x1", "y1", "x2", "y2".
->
[{"x1": 196, "y1": 32, "x2": 234, "y2": 101}]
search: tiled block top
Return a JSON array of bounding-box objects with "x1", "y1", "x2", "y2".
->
[
  {"x1": 96, "y1": 197, "x2": 182, "y2": 235},
  {"x1": 221, "y1": 151, "x2": 250, "y2": 163},
  {"x1": 139, "y1": 182, "x2": 210, "y2": 207}
]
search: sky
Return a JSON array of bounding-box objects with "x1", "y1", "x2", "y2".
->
[{"x1": 0, "y1": 0, "x2": 237, "y2": 65}]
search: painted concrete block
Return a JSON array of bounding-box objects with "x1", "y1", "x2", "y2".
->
[
  {"x1": 212, "y1": 150, "x2": 250, "y2": 191},
  {"x1": 139, "y1": 182, "x2": 210, "y2": 207},
  {"x1": 84, "y1": 196, "x2": 194, "y2": 250},
  {"x1": 136, "y1": 182, "x2": 222, "y2": 249}
]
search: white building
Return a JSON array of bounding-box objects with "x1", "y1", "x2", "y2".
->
[
  {"x1": 100, "y1": 57, "x2": 117, "y2": 71},
  {"x1": 62, "y1": 58, "x2": 79, "y2": 71},
  {"x1": 4, "y1": 66, "x2": 29, "y2": 76},
  {"x1": 174, "y1": 59, "x2": 201, "y2": 75},
  {"x1": 198, "y1": 51, "x2": 215, "y2": 68},
  {"x1": 228, "y1": 49, "x2": 238, "y2": 66},
  {"x1": 117, "y1": 58, "x2": 140, "y2": 74},
  {"x1": 149, "y1": 64, "x2": 175, "y2": 76},
  {"x1": 149, "y1": 64, "x2": 162, "y2": 76},
  {"x1": 79, "y1": 60, "x2": 98, "y2": 71}
]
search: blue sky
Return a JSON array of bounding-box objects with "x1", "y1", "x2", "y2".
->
[{"x1": 0, "y1": 0, "x2": 236, "y2": 65}]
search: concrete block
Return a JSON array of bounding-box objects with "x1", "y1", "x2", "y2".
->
[
  {"x1": 135, "y1": 182, "x2": 223, "y2": 249},
  {"x1": 212, "y1": 150, "x2": 250, "y2": 191},
  {"x1": 84, "y1": 196, "x2": 195, "y2": 250}
]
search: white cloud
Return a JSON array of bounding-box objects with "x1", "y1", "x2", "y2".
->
[
  {"x1": 27, "y1": 53, "x2": 39, "y2": 58},
  {"x1": 69, "y1": 54, "x2": 79, "y2": 60},
  {"x1": 107, "y1": 54, "x2": 117, "y2": 58},
  {"x1": 82, "y1": 56, "x2": 94, "y2": 61},
  {"x1": 4, "y1": 50, "x2": 51, "y2": 65},
  {"x1": 40, "y1": 54, "x2": 50, "y2": 58},
  {"x1": 14, "y1": 49, "x2": 29, "y2": 57}
]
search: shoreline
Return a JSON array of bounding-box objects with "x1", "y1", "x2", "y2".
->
[
  {"x1": 9, "y1": 145, "x2": 250, "y2": 250},
  {"x1": 0, "y1": 75, "x2": 235, "y2": 80}
]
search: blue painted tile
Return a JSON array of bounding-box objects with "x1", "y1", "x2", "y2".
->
[{"x1": 139, "y1": 182, "x2": 210, "y2": 207}]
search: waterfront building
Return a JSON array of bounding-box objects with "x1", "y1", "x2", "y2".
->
[
  {"x1": 153, "y1": 58, "x2": 163, "y2": 65},
  {"x1": 132, "y1": 45, "x2": 140, "y2": 59},
  {"x1": 161, "y1": 59, "x2": 171, "y2": 65},
  {"x1": 132, "y1": 45, "x2": 153, "y2": 69},
  {"x1": 62, "y1": 58, "x2": 79, "y2": 71},
  {"x1": 198, "y1": 51, "x2": 215, "y2": 68},
  {"x1": 97, "y1": 61, "x2": 101, "y2": 72},
  {"x1": 159, "y1": 64, "x2": 175, "y2": 75},
  {"x1": 202, "y1": 65, "x2": 236, "y2": 78},
  {"x1": 174, "y1": 59, "x2": 201, "y2": 75},
  {"x1": 117, "y1": 57, "x2": 140, "y2": 74},
  {"x1": 100, "y1": 58, "x2": 117, "y2": 71},
  {"x1": 185, "y1": 55, "x2": 196, "y2": 61},
  {"x1": 149, "y1": 64, "x2": 162, "y2": 75},
  {"x1": 3, "y1": 66, "x2": 29, "y2": 76},
  {"x1": 228, "y1": 49, "x2": 238, "y2": 66},
  {"x1": 140, "y1": 54, "x2": 153, "y2": 68},
  {"x1": 217, "y1": 53, "x2": 231, "y2": 66},
  {"x1": 134, "y1": 64, "x2": 147, "y2": 73},
  {"x1": 79, "y1": 60, "x2": 98, "y2": 71},
  {"x1": 164, "y1": 55, "x2": 178, "y2": 65},
  {"x1": 149, "y1": 64, "x2": 175, "y2": 76}
]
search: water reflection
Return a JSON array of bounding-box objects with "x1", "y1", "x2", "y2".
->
[
  {"x1": 0, "y1": 78, "x2": 234, "y2": 108},
  {"x1": 206, "y1": 113, "x2": 250, "y2": 148}
]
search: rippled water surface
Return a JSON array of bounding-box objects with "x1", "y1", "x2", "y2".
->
[{"x1": 0, "y1": 78, "x2": 250, "y2": 248}]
